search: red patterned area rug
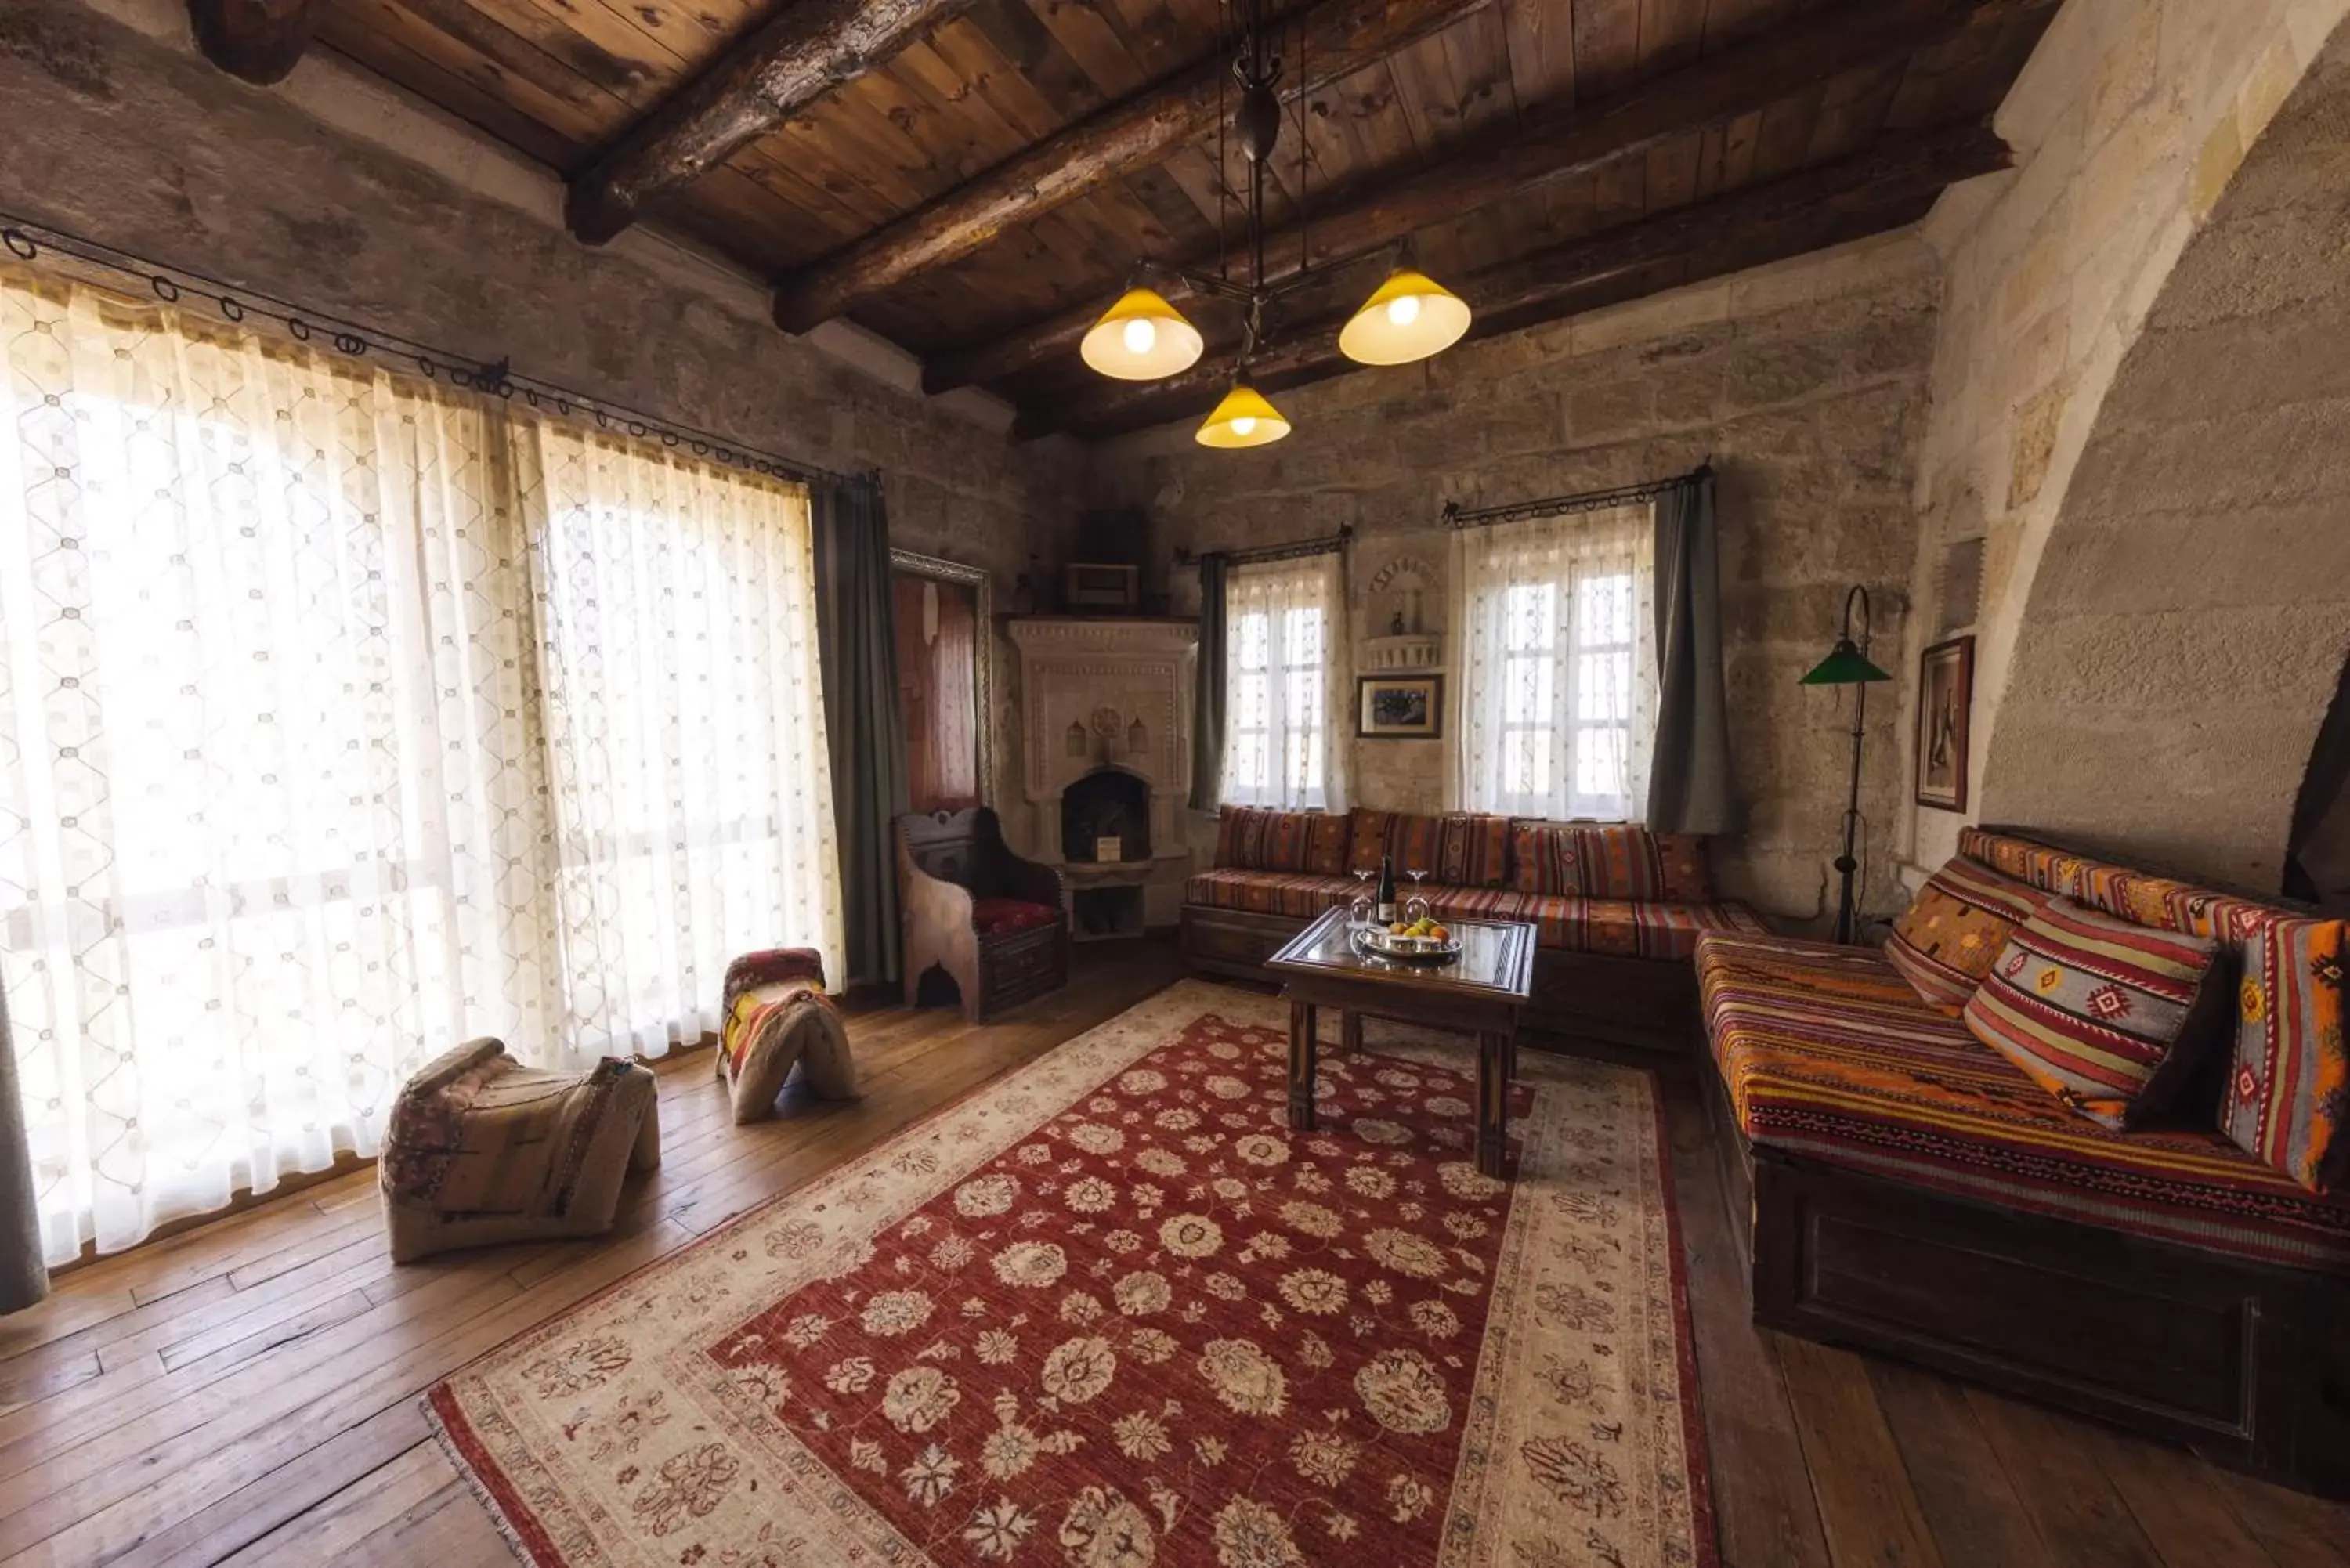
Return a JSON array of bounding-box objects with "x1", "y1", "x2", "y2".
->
[{"x1": 428, "y1": 980, "x2": 1716, "y2": 1568}]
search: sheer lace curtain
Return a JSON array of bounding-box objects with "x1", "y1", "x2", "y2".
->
[
  {"x1": 516, "y1": 421, "x2": 844, "y2": 1061},
  {"x1": 1448, "y1": 502, "x2": 1658, "y2": 822},
  {"x1": 0, "y1": 269, "x2": 841, "y2": 1266},
  {"x1": 1222, "y1": 552, "x2": 1348, "y2": 811}
]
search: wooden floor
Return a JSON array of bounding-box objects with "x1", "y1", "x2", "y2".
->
[{"x1": 2, "y1": 938, "x2": 2344, "y2": 1567}]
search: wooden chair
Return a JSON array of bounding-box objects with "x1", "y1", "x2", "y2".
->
[{"x1": 896, "y1": 807, "x2": 1068, "y2": 1023}]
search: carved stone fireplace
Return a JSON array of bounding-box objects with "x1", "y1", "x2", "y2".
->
[{"x1": 1008, "y1": 617, "x2": 1198, "y2": 938}]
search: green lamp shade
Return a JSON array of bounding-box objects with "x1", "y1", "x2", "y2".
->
[{"x1": 1799, "y1": 638, "x2": 1893, "y2": 686}]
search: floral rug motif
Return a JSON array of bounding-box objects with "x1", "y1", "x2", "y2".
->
[{"x1": 428, "y1": 980, "x2": 1714, "y2": 1568}]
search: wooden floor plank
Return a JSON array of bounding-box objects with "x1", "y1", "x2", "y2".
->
[
  {"x1": 2077, "y1": 1423, "x2": 2281, "y2": 1568},
  {"x1": 1967, "y1": 1387, "x2": 2169, "y2": 1568},
  {"x1": 1866, "y1": 1359, "x2": 2058, "y2": 1568},
  {"x1": 2211, "y1": 1469, "x2": 2350, "y2": 1568},
  {"x1": 1776, "y1": 1335, "x2": 1945, "y2": 1568},
  {"x1": 215, "y1": 1439, "x2": 451, "y2": 1566}
]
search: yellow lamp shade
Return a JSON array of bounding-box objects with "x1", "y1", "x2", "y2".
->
[
  {"x1": 1080, "y1": 287, "x2": 1204, "y2": 381},
  {"x1": 1195, "y1": 383, "x2": 1291, "y2": 449},
  {"x1": 1339, "y1": 267, "x2": 1472, "y2": 366}
]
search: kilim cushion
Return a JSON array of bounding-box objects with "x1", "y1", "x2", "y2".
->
[
  {"x1": 1389, "y1": 811, "x2": 1445, "y2": 877},
  {"x1": 1183, "y1": 868, "x2": 1360, "y2": 919},
  {"x1": 1509, "y1": 823, "x2": 1712, "y2": 901},
  {"x1": 1884, "y1": 856, "x2": 2050, "y2": 1015},
  {"x1": 1964, "y1": 898, "x2": 2230, "y2": 1129},
  {"x1": 1213, "y1": 807, "x2": 1326, "y2": 871},
  {"x1": 1435, "y1": 813, "x2": 1512, "y2": 887},
  {"x1": 2222, "y1": 917, "x2": 2349, "y2": 1194},
  {"x1": 1344, "y1": 807, "x2": 1394, "y2": 874},
  {"x1": 1303, "y1": 810, "x2": 1351, "y2": 875},
  {"x1": 1697, "y1": 931, "x2": 2350, "y2": 1271}
]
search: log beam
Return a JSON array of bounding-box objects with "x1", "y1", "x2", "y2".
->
[
  {"x1": 772, "y1": 0, "x2": 1497, "y2": 332},
  {"x1": 1019, "y1": 121, "x2": 2012, "y2": 440},
  {"x1": 927, "y1": 0, "x2": 2047, "y2": 396},
  {"x1": 186, "y1": 0, "x2": 319, "y2": 85},
  {"x1": 566, "y1": 0, "x2": 978, "y2": 245}
]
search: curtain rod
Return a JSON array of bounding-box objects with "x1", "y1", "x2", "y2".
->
[
  {"x1": 0, "y1": 214, "x2": 855, "y2": 492},
  {"x1": 1441, "y1": 462, "x2": 1711, "y2": 530},
  {"x1": 1176, "y1": 524, "x2": 1353, "y2": 569}
]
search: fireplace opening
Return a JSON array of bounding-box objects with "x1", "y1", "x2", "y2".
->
[{"x1": 1061, "y1": 768, "x2": 1150, "y2": 864}]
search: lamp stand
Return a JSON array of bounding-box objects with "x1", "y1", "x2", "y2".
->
[{"x1": 1835, "y1": 680, "x2": 1866, "y2": 945}]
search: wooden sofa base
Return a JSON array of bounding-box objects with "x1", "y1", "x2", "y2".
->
[
  {"x1": 1702, "y1": 1071, "x2": 2350, "y2": 1498},
  {"x1": 1180, "y1": 903, "x2": 1699, "y2": 1055}
]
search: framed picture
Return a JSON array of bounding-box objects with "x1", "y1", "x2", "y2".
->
[
  {"x1": 1358, "y1": 674, "x2": 1443, "y2": 739},
  {"x1": 1914, "y1": 635, "x2": 1974, "y2": 812}
]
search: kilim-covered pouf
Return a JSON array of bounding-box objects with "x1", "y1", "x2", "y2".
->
[
  {"x1": 379, "y1": 1039, "x2": 660, "y2": 1263},
  {"x1": 718, "y1": 947, "x2": 859, "y2": 1125}
]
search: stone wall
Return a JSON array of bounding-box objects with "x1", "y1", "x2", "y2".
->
[
  {"x1": 1893, "y1": 0, "x2": 2350, "y2": 887},
  {"x1": 1, "y1": 0, "x2": 1083, "y2": 836},
  {"x1": 1092, "y1": 235, "x2": 1942, "y2": 927}
]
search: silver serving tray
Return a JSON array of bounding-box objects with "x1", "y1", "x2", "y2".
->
[{"x1": 1352, "y1": 926, "x2": 1464, "y2": 963}]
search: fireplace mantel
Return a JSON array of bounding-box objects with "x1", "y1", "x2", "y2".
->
[{"x1": 1007, "y1": 616, "x2": 1199, "y2": 930}]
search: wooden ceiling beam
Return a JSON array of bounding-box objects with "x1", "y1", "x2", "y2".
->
[
  {"x1": 565, "y1": 0, "x2": 979, "y2": 245},
  {"x1": 926, "y1": 0, "x2": 2046, "y2": 396},
  {"x1": 770, "y1": 0, "x2": 1498, "y2": 334},
  {"x1": 187, "y1": 0, "x2": 320, "y2": 85},
  {"x1": 1020, "y1": 121, "x2": 2012, "y2": 441}
]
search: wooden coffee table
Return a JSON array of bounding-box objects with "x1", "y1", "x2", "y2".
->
[{"x1": 1265, "y1": 906, "x2": 1538, "y2": 1180}]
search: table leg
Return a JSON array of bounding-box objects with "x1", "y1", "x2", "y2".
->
[
  {"x1": 1288, "y1": 1000, "x2": 1318, "y2": 1132},
  {"x1": 1477, "y1": 1028, "x2": 1509, "y2": 1180},
  {"x1": 1340, "y1": 1010, "x2": 1363, "y2": 1059},
  {"x1": 1504, "y1": 1028, "x2": 1519, "y2": 1083}
]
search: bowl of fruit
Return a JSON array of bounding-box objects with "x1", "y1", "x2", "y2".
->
[{"x1": 1354, "y1": 915, "x2": 1462, "y2": 963}]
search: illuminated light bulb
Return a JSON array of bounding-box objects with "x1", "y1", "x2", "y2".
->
[
  {"x1": 1195, "y1": 383, "x2": 1289, "y2": 449},
  {"x1": 1386, "y1": 293, "x2": 1422, "y2": 327},
  {"x1": 1123, "y1": 317, "x2": 1155, "y2": 355},
  {"x1": 1231, "y1": 415, "x2": 1257, "y2": 436}
]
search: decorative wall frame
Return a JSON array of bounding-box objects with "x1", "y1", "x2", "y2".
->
[
  {"x1": 1914, "y1": 634, "x2": 1974, "y2": 812},
  {"x1": 1358, "y1": 674, "x2": 1444, "y2": 739},
  {"x1": 890, "y1": 547, "x2": 993, "y2": 807}
]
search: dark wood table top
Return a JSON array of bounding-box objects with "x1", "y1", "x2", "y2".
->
[{"x1": 1265, "y1": 908, "x2": 1536, "y2": 1004}]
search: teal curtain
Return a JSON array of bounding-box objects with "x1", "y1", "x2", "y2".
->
[
  {"x1": 1647, "y1": 470, "x2": 1735, "y2": 834},
  {"x1": 812, "y1": 475, "x2": 910, "y2": 989},
  {"x1": 1, "y1": 986, "x2": 45, "y2": 1313},
  {"x1": 1189, "y1": 554, "x2": 1228, "y2": 811}
]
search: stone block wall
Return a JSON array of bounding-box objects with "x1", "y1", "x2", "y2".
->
[
  {"x1": 1894, "y1": 0, "x2": 2350, "y2": 883},
  {"x1": 0, "y1": 0, "x2": 1084, "y2": 837},
  {"x1": 1092, "y1": 235, "x2": 1942, "y2": 927}
]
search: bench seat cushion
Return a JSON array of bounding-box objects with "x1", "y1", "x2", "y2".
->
[
  {"x1": 1697, "y1": 930, "x2": 2350, "y2": 1272},
  {"x1": 1184, "y1": 871, "x2": 1766, "y2": 960}
]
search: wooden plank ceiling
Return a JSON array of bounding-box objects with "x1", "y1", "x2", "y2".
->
[{"x1": 298, "y1": 0, "x2": 2058, "y2": 439}]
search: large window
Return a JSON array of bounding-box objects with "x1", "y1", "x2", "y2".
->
[
  {"x1": 0, "y1": 271, "x2": 841, "y2": 1266},
  {"x1": 1223, "y1": 554, "x2": 1344, "y2": 811},
  {"x1": 1452, "y1": 504, "x2": 1657, "y2": 821}
]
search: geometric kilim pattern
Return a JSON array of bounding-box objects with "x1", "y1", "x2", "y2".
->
[
  {"x1": 427, "y1": 981, "x2": 1715, "y2": 1567},
  {"x1": 1883, "y1": 855, "x2": 2051, "y2": 1015},
  {"x1": 1962, "y1": 897, "x2": 2227, "y2": 1129},
  {"x1": 2223, "y1": 917, "x2": 2350, "y2": 1194},
  {"x1": 1697, "y1": 930, "x2": 2350, "y2": 1272}
]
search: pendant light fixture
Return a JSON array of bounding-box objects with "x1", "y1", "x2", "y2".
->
[
  {"x1": 1081, "y1": 286, "x2": 1204, "y2": 380},
  {"x1": 1195, "y1": 382, "x2": 1291, "y2": 448},
  {"x1": 1339, "y1": 259, "x2": 1473, "y2": 366},
  {"x1": 1078, "y1": 0, "x2": 1471, "y2": 446}
]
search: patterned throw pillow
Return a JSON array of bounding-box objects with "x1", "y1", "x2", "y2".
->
[
  {"x1": 2222, "y1": 917, "x2": 2348, "y2": 1194},
  {"x1": 1509, "y1": 823, "x2": 1709, "y2": 901},
  {"x1": 1435, "y1": 815, "x2": 1511, "y2": 888},
  {"x1": 1345, "y1": 809, "x2": 1394, "y2": 875},
  {"x1": 1302, "y1": 812, "x2": 1350, "y2": 876},
  {"x1": 1963, "y1": 898, "x2": 2230, "y2": 1129},
  {"x1": 1885, "y1": 857, "x2": 2049, "y2": 1015}
]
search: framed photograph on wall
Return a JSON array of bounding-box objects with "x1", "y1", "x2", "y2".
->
[
  {"x1": 1358, "y1": 674, "x2": 1443, "y2": 739},
  {"x1": 1914, "y1": 635, "x2": 1975, "y2": 811}
]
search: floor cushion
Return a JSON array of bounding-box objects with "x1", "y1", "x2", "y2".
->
[
  {"x1": 1184, "y1": 869, "x2": 1361, "y2": 920},
  {"x1": 1963, "y1": 898, "x2": 2229, "y2": 1129},
  {"x1": 719, "y1": 948, "x2": 858, "y2": 1125},
  {"x1": 1697, "y1": 931, "x2": 2350, "y2": 1272}
]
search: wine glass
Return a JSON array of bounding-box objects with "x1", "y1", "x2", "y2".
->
[
  {"x1": 1405, "y1": 867, "x2": 1431, "y2": 926},
  {"x1": 1350, "y1": 868, "x2": 1376, "y2": 927}
]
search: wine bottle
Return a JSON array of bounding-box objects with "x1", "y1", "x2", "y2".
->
[{"x1": 1376, "y1": 854, "x2": 1397, "y2": 924}]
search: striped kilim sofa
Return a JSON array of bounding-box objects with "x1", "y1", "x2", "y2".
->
[
  {"x1": 1697, "y1": 826, "x2": 2350, "y2": 1497},
  {"x1": 1182, "y1": 805, "x2": 1767, "y2": 1050}
]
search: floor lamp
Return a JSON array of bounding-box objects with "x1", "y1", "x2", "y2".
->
[{"x1": 1800, "y1": 585, "x2": 1893, "y2": 945}]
